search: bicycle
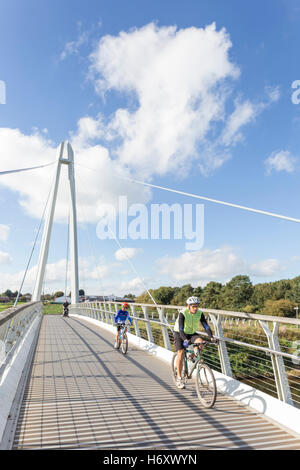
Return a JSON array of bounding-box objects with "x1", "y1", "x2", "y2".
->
[
  {"x1": 116, "y1": 322, "x2": 128, "y2": 355},
  {"x1": 172, "y1": 340, "x2": 217, "y2": 408}
]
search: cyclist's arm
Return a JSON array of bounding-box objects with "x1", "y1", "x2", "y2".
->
[
  {"x1": 127, "y1": 314, "x2": 133, "y2": 325},
  {"x1": 200, "y1": 313, "x2": 213, "y2": 339},
  {"x1": 178, "y1": 312, "x2": 188, "y2": 341}
]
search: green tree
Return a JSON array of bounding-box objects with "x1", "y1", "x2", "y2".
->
[
  {"x1": 153, "y1": 286, "x2": 178, "y2": 305},
  {"x1": 54, "y1": 291, "x2": 64, "y2": 298},
  {"x1": 272, "y1": 279, "x2": 292, "y2": 300},
  {"x1": 263, "y1": 299, "x2": 296, "y2": 317},
  {"x1": 123, "y1": 293, "x2": 136, "y2": 300},
  {"x1": 4, "y1": 289, "x2": 13, "y2": 299},
  {"x1": 286, "y1": 276, "x2": 300, "y2": 305},
  {"x1": 243, "y1": 304, "x2": 257, "y2": 313},
  {"x1": 170, "y1": 284, "x2": 194, "y2": 306},
  {"x1": 193, "y1": 286, "x2": 203, "y2": 299},
  {"x1": 221, "y1": 275, "x2": 253, "y2": 310},
  {"x1": 135, "y1": 290, "x2": 155, "y2": 304},
  {"x1": 200, "y1": 282, "x2": 223, "y2": 308},
  {"x1": 79, "y1": 289, "x2": 85, "y2": 296}
]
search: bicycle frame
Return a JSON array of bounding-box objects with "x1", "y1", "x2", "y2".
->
[{"x1": 184, "y1": 342, "x2": 206, "y2": 379}]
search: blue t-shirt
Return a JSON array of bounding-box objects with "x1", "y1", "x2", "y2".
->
[{"x1": 114, "y1": 309, "x2": 133, "y2": 325}]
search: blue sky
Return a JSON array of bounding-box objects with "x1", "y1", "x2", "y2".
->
[{"x1": 0, "y1": 0, "x2": 299, "y2": 296}]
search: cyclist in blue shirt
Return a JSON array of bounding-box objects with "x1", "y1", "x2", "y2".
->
[{"x1": 114, "y1": 302, "x2": 133, "y2": 348}]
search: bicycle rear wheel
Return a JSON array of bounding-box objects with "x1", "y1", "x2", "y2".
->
[
  {"x1": 121, "y1": 333, "x2": 128, "y2": 354},
  {"x1": 195, "y1": 363, "x2": 216, "y2": 408},
  {"x1": 171, "y1": 352, "x2": 187, "y2": 386}
]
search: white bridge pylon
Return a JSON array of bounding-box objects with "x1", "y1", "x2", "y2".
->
[{"x1": 32, "y1": 141, "x2": 79, "y2": 304}]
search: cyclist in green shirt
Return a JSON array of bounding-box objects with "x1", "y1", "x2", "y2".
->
[{"x1": 173, "y1": 296, "x2": 218, "y2": 389}]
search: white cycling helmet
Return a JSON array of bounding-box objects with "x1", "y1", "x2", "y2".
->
[{"x1": 186, "y1": 296, "x2": 200, "y2": 305}]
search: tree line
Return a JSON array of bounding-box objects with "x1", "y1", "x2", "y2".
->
[{"x1": 134, "y1": 274, "x2": 300, "y2": 317}]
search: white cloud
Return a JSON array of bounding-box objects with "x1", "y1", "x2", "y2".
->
[
  {"x1": 0, "y1": 251, "x2": 12, "y2": 265},
  {"x1": 120, "y1": 277, "x2": 142, "y2": 291},
  {"x1": 156, "y1": 246, "x2": 283, "y2": 283},
  {"x1": 70, "y1": 115, "x2": 105, "y2": 148},
  {"x1": 249, "y1": 259, "x2": 283, "y2": 276},
  {"x1": 221, "y1": 100, "x2": 257, "y2": 146},
  {"x1": 88, "y1": 22, "x2": 278, "y2": 179},
  {"x1": 0, "y1": 225, "x2": 10, "y2": 242},
  {"x1": 0, "y1": 256, "x2": 115, "y2": 293},
  {"x1": 114, "y1": 247, "x2": 142, "y2": 261},
  {"x1": 265, "y1": 150, "x2": 297, "y2": 174},
  {"x1": 89, "y1": 22, "x2": 241, "y2": 178},
  {"x1": 265, "y1": 85, "x2": 281, "y2": 103},
  {"x1": 60, "y1": 30, "x2": 89, "y2": 61}
]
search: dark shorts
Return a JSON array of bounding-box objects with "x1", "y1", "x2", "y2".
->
[
  {"x1": 116, "y1": 324, "x2": 125, "y2": 332},
  {"x1": 173, "y1": 332, "x2": 202, "y2": 351}
]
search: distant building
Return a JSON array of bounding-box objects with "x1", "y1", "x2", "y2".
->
[
  {"x1": 54, "y1": 296, "x2": 71, "y2": 304},
  {"x1": 84, "y1": 295, "x2": 135, "y2": 303},
  {"x1": 0, "y1": 296, "x2": 10, "y2": 303}
]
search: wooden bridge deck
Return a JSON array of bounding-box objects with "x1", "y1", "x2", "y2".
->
[{"x1": 12, "y1": 315, "x2": 300, "y2": 450}]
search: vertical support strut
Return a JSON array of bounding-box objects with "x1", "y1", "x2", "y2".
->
[
  {"x1": 259, "y1": 320, "x2": 293, "y2": 405},
  {"x1": 32, "y1": 141, "x2": 79, "y2": 305},
  {"x1": 209, "y1": 313, "x2": 233, "y2": 377},
  {"x1": 67, "y1": 143, "x2": 79, "y2": 305}
]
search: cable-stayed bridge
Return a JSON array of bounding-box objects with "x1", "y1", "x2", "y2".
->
[{"x1": 0, "y1": 142, "x2": 300, "y2": 450}]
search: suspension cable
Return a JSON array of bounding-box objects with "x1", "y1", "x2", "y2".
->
[
  {"x1": 75, "y1": 162, "x2": 300, "y2": 224},
  {"x1": 0, "y1": 160, "x2": 56, "y2": 177}
]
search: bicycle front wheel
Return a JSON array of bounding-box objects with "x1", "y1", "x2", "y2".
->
[
  {"x1": 195, "y1": 363, "x2": 216, "y2": 408},
  {"x1": 121, "y1": 333, "x2": 128, "y2": 354}
]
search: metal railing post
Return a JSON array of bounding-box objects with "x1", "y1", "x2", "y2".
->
[
  {"x1": 105, "y1": 303, "x2": 111, "y2": 324},
  {"x1": 100, "y1": 302, "x2": 105, "y2": 322},
  {"x1": 142, "y1": 306, "x2": 154, "y2": 343},
  {"x1": 130, "y1": 304, "x2": 141, "y2": 338},
  {"x1": 108, "y1": 303, "x2": 117, "y2": 325},
  {"x1": 157, "y1": 307, "x2": 172, "y2": 350},
  {"x1": 209, "y1": 313, "x2": 233, "y2": 377},
  {"x1": 260, "y1": 320, "x2": 293, "y2": 405}
]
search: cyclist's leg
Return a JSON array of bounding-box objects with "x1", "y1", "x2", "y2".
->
[
  {"x1": 115, "y1": 325, "x2": 121, "y2": 347},
  {"x1": 176, "y1": 349, "x2": 184, "y2": 378},
  {"x1": 173, "y1": 332, "x2": 184, "y2": 378},
  {"x1": 174, "y1": 332, "x2": 192, "y2": 379}
]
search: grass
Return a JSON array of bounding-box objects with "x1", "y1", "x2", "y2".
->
[
  {"x1": 0, "y1": 302, "x2": 64, "y2": 315},
  {"x1": 0, "y1": 301, "x2": 27, "y2": 312},
  {"x1": 42, "y1": 303, "x2": 64, "y2": 315}
]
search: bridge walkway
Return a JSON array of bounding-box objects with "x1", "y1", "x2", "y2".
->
[{"x1": 12, "y1": 315, "x2": 300, "y2": 450}]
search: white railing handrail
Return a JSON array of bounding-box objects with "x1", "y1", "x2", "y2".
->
[
  {"x1": 99, "y1": 301, "x2": 300, "y2": 326},
  {"x1": 0, "y1": 301, "x2": 43, "y2": 378},
  {"x1": 79, "y1": 302, "x2": 300, "y2": 361}
]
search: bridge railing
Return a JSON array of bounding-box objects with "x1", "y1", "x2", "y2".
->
[
  {"x1": 0, "y1": 301, "x2": 43, "y2": 379},
  {"x1": 70, "y1": 301, "x2": 300, "y2": 409}
]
